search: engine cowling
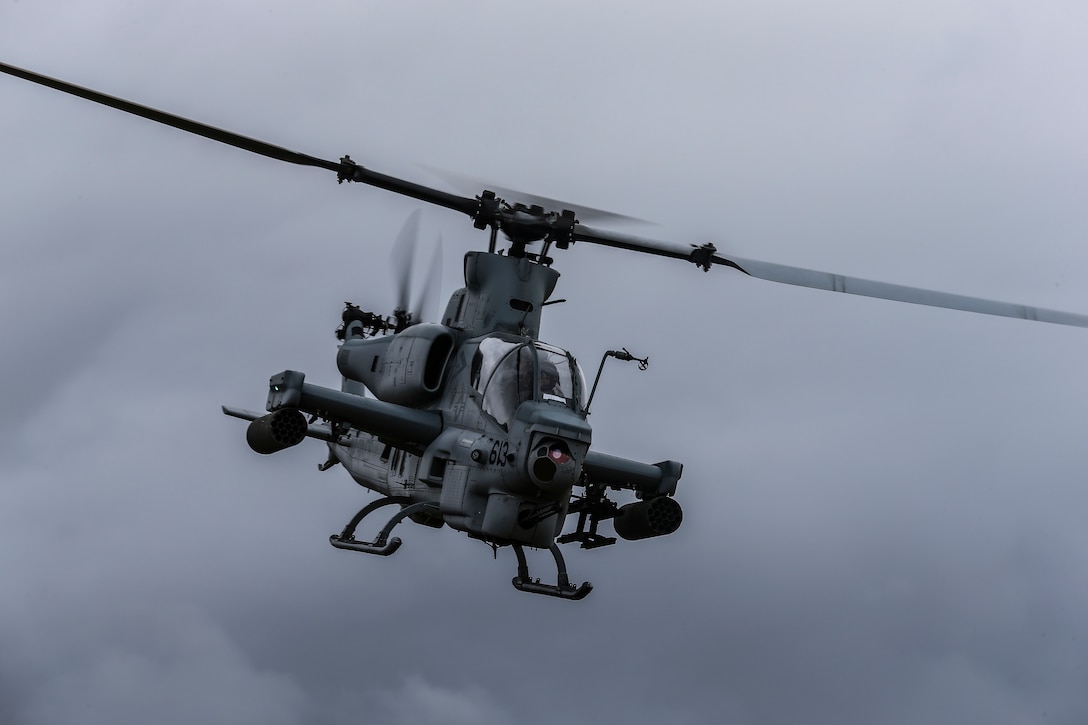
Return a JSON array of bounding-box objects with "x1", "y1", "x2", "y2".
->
[
  {"x1": 337, "y1": 323, "x2": 455, "y2": 405},
  {"x1": 612, "y1": 497, "x2": 683, "y2": 541},
  {"x1": 246, "y1": 409, "x2": 308, "y2": 454}
]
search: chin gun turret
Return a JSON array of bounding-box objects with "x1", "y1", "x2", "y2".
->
[{"x1": 612, "y1": 496, "x2": 683, "y2": 541}]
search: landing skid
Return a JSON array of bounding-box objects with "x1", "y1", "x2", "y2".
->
[
  {"x1": 330, "y1": 496, "x2": 591, "y2": 599},
  {"x1": 329, "y1": 496, "x2": 439, "y2": 556},
  {"x1": 511, "y1": 543, "x2": 593, "y2": 600}
]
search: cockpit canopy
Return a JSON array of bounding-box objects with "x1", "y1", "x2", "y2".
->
[{"x1": 471, "y1": 336, "x2": 587, "y2": 426}]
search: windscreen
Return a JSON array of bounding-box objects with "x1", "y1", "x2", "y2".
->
[{"x1": 472, "y1": 337, "x2": 586, "y2": 426}]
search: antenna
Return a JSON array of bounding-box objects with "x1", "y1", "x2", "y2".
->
[{"x1": 585, "y1": 348, "x2": 649, "y2": 415}]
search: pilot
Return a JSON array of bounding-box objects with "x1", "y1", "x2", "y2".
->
[
  {"x1": 539, "y1": 359, "x2": 562, "y2": 397},
  {"x1": 514, "y1": 354, "x2": 562, "y2": 401}
]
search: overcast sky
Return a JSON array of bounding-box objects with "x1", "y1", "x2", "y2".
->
[{"x1": 3, "y1": 2, "x2": 1088, "y2": 723}]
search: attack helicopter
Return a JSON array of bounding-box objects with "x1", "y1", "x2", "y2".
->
[{"x1": 4, "y1": 61, "x2": 1088, "y2": 600}]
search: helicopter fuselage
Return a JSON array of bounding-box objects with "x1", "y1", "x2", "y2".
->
[
  {"x1": 228, "y1": 249, "x2": 684, "y2": 598},
  {"x1": 330, "y1": 331, "x2": 592, "y2": 549}
]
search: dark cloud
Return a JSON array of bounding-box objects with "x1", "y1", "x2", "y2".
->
[{"x1": 2, "y1": 2, "x2": 1088, "y2": 724}]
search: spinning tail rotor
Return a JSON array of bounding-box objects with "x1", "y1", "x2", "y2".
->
[
  {"x1": 390, "y1": 211, "x2": 443, "y2": 332},
  {"x1": 337, "y1": 212, "x2": 442, "y2": 340}
]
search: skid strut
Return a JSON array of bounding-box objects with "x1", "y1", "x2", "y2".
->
[
  {"x1": 330, "y1": 496, "x2": 438, "y2": 556},
  {"x1": 511, "y1": 543, "x2": 593, "y2": 600}
]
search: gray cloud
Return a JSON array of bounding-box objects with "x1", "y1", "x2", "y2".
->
[{"x1": 2, "y1": 2, "x2": 1088, "y2": 724}]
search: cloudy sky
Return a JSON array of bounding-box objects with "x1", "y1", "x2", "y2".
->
[{"x1": 3, "y1": 1, "x2": 1088, "y2": 723}]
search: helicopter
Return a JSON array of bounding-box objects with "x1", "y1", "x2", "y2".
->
[{"x1": 3, "y1": 61, "x2": 1087, "y2": 601}]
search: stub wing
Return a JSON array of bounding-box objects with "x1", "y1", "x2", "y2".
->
[{"x1": 581, "y1": 450, "x2": 682, "y2": 497}]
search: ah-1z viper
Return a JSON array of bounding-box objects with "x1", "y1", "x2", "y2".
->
[{"x1": 3, "y1": 61, "x2": 1087, "y2": 600}]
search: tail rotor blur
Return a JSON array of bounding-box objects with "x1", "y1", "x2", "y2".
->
[{"x1": 389, "y1": 210, "x2": 442, "y2": 330}]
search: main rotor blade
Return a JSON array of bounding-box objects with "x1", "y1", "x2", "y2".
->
[
  {"x1": 573, "y1": 224, "x2": 1088, "y2": 328},
  {"x1": 0, "y1": 61, "x2": 480, "y2": 217}
]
